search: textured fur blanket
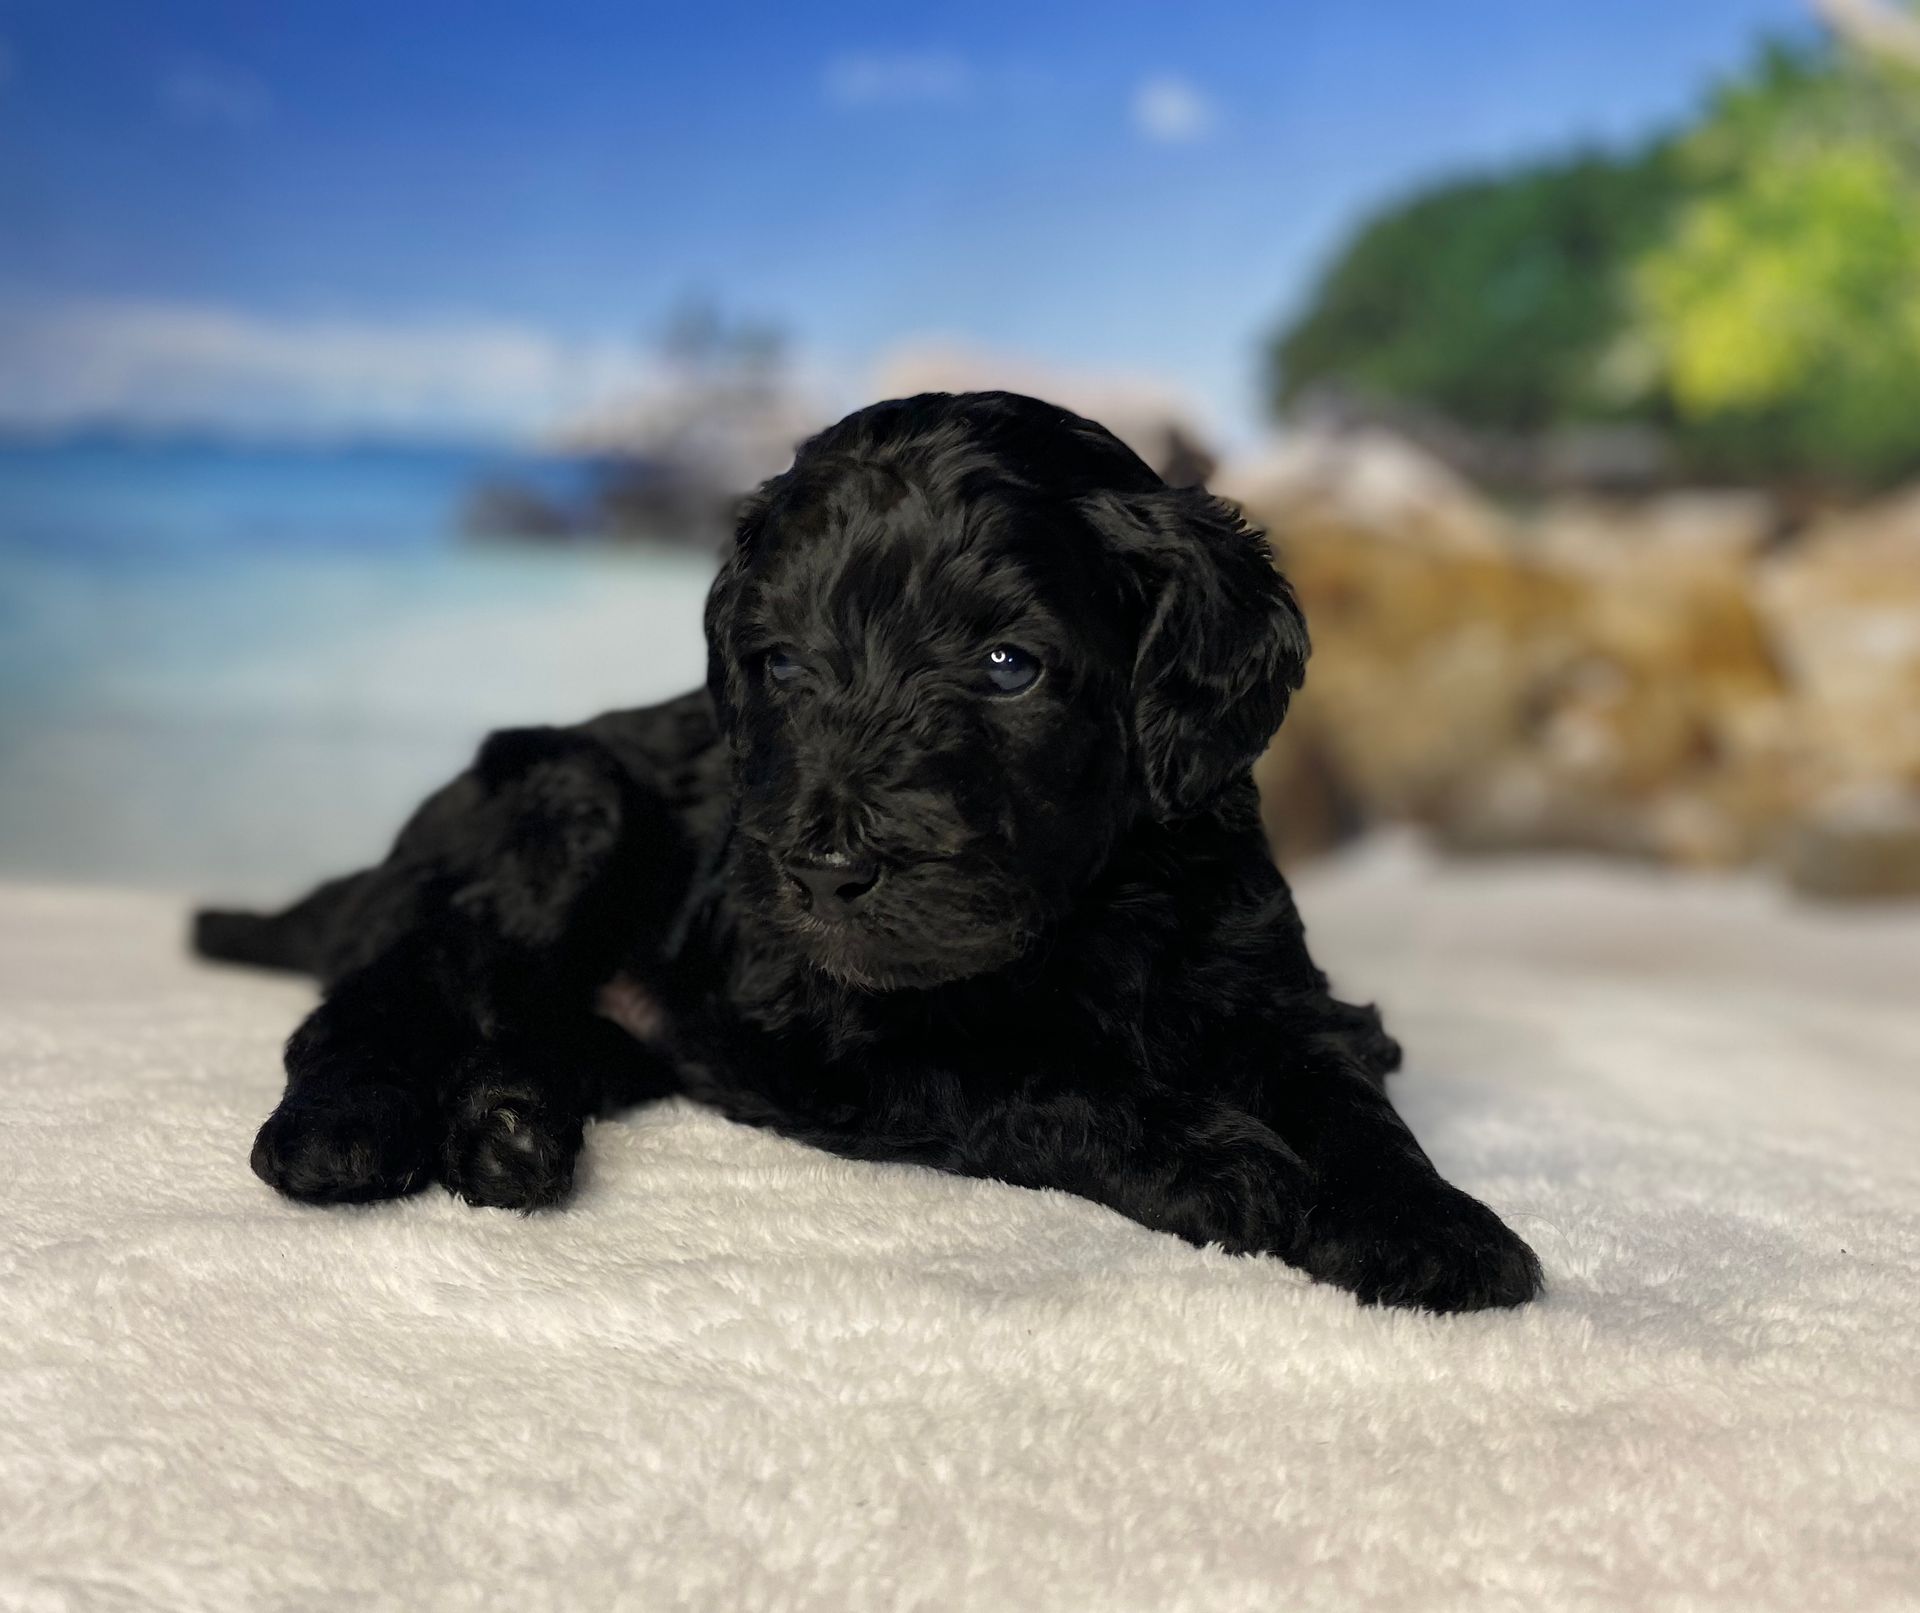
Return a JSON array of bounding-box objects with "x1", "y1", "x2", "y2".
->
[{"x1": 4, "y1": 842, "x2": 1917, "y2": 1611}]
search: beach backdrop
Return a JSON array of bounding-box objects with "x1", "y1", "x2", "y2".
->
[{"x1": 5, "y1": 0, "x2": 1919, "y2": 901}]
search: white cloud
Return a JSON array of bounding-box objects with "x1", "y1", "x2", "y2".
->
[
  {"x1": 822, "y1": 51, "x2": 971, "y2": 108},
  {"x1": 159, "y1": 58, "x2": 273, "y2": 129},
  {"x1": 1130, "y1": 75, "x2": 1216, "y2": 144},
  {"x1": 0, "y1": 299, "x2": 664, "y2": 441}
]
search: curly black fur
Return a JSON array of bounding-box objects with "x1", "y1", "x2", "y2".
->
[{"x1": 195, "y1": 391, "x2": 1541, "y2": 1314}]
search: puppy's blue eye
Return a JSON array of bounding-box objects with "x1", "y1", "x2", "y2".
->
[
  {"x1": 765, "y1": 650, "x2": 801, "y2": 683},
  {"x1": 983, "y1": 645, "x2": 1041, "y2": 695}
]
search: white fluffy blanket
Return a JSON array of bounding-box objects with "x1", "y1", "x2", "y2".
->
[{"x1": 4, "y1": 843, "x2": 1918, "y2": 1612}]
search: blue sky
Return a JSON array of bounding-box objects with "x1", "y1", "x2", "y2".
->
[{"x1": 0, "y1": 0, "x2": 1815, "y2": 441}]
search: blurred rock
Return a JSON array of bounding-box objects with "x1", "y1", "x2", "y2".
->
[
  {"x1": 1759, "y1": 490, "x2": 1920, "y2": 800},
  {"x1": 1533, "y1": 491, "x2": 1781, "y2": 563},
  {"x1": 1216, "y1": 426, "x2": 1506, "y2": 557},
  {"x1": 1156, "y1": 425, "x2": 1216, "y2": 491},
  {"x1": 1229, "y1": 425, "x2": 1920, "y2": 897},
  {"x1": 1282, "y1": 386, "x2": 1674, "y2": 494},
  {"x1": 551, "y1": 304, "x2": 825, "y2": 537},
  {"x1": 869, "y1": 342, "x2": 1217, "y2": 485},
  {"x1": 1228, "y1": 430, "x2": 1565, "y2": 840},
  {"x1": 461, "y1": 480, "x2": 580, "y2": 542},
  {"x1": 593, "y1": 458, "x2": 743, "y2": 549},
  {"x1": 1783, "y1": 790, "x2": 1920, "y2": 900},
  {"x1": 557, "y1": 381, "x2": 820, "y2": 534},
  {"x1": 1533, "y1": 425, "x2": 1672, "y2": 493},
  {"x1": 1252, "y1": 718, "x2": 1364, "y2": 866}
]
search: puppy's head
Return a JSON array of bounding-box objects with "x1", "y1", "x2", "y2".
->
[{"x1": 705, "y1": 391, "x2": 1307, "y2": 990}]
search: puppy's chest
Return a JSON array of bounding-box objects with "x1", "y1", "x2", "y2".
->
[{"x1": 878, "y1": 985, "x2": 1149, "y2": 1078}]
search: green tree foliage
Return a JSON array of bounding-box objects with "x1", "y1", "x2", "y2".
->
[
  {"x1": 1632, "y1": 42, "x2": 1920, "y2": 483},
  {"x1": 1268, "y1": 150, "x2": 1682, "y2": 433},
  {"x1": 1267, "y1": 33, "x2": 1920, "y2": 486}
]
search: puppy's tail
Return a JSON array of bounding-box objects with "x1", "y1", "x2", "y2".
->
[
  {"x1": 190, "y1": 871, "x2": 367, "y2": 976},
  {"x1": 190, "y1": 907, "x2": 310, "y2": 972}
]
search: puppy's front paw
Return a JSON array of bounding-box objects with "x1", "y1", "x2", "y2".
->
[
  {"x1": 440, "y1": 1058, "x2": 583, "y2": 1211},
  {"x1": 1304, "y1": 1177, "x2": 1542, "y2": 1314},
  {"x1": 251, "y1": 1085, "x2": 434, "y2": 1204}
]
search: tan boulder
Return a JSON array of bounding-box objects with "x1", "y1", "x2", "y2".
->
[
  {"x1": 1232, "y1": 430, "x2": 1840, "y2": 880},
  {"x1": 1216, "y1": 427, "x2": 1508, "y2": 558},
  {"x1": 1783, "y1": 790, "x2": 1920, "y2": 900},
  {"x1": 1759, "y1": 493, "x2": 1920, "y2": 799}
]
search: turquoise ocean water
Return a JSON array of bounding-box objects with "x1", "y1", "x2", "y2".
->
[{"x1": 0, "y1": 439, "x2": 717, "y2": 891}]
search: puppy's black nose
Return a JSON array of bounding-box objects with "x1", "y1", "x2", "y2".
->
[{"x1": 784, "y1": 851, "x2": 880, "y2": 918}]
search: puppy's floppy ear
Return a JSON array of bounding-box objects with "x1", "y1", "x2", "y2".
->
[{"x1": 1080, "y1": 487, "x2": 1309, "y2": 819}]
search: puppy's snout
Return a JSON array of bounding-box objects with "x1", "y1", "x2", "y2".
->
[{"x1": 784, "y1": 850, "x2": 881, "y2": 919}]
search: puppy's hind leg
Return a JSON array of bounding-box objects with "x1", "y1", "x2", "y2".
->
[
  {"x1": 254, "y1": 930, "x2": 653, "y2": 1210},
  {"x1": 250, "y1": 727, "x2": 692, "y2": 1210},
  {"x1": 250, "y1": 928, "x2": 457, "y2": 1204}
]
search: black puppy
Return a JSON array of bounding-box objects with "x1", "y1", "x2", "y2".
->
[{"x1": 195, "y1": 391, "x2": 1542, "y2": 1313}]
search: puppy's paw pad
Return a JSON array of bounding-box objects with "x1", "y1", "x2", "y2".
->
[
  {"x1": 251, "y1": 1086, "x2": 433, "y2": 1204},
  {"x1": 441, "y1": 1077, "x2": 580, "y2": 1211},
  {"x1": 1308, "y1": 1181, "x2": 1543, "y2": 1314}
]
